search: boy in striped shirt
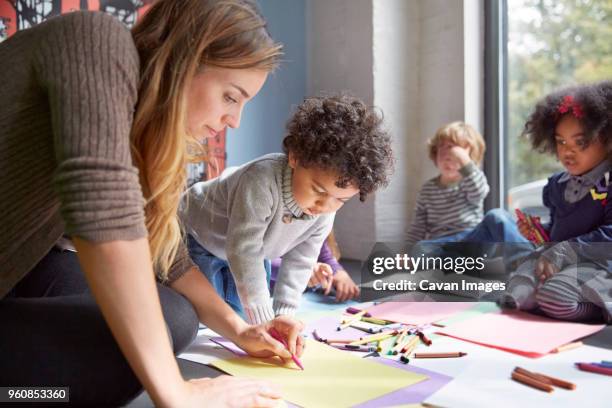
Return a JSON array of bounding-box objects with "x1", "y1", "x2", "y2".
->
[{"x1": 406, "y1": 122, "x2": 490, "y2": 246}]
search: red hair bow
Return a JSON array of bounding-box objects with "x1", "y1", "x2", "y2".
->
[{"x1": 557, "y1": 95, "x2": 584, "y2": 118}]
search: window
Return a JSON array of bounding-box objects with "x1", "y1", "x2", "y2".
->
[{"x1": 488, "y1": 0, "x2": 612, "y2": 210}]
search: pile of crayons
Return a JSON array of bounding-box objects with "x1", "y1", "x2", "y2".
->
[
  {"x1": 515, "y1": 209, "x2": 549, "y2": 245},
  {"x1": 575, "y1": 360, "x2": 612, "y2": 376},
  {"x1": 313, "y1": 306, "x2": 467, "y2": 364},
  {"x1": 511, "y1": 367, "x2": 576, "y2": 393}
]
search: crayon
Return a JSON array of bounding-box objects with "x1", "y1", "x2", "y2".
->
[
  {"x1": 417, "y1": 331, "x2": 432, "y2": 346},
  {"x1": 349, "y1": 330, "x2": 399, "y2": 346},
  {"x1": 511, "y1": 371, "x2": 554, "y2": 393},
  {"x1": 338, "y1": 310, "x2": 367, "y2": 330},
  {"x1": 413, "y1": 352, "x2": 467, "y2": 358},
  {"x1": 575, "y1": 362, "x2": 612, "y2": 376},
  {"x1": 346, "y1": 307, "x2": 372, "y2": 317},
  {"x1": 361, "y1": 316, "x2": 390, "y2": 325},
  {"x1": 269, "y1": 328, "x2": 304, "y2": 370},
  {"x1": 332, "y1": 344, "x2": 377, "y2": 352},
  {"x1": 553, "y1": 341, "x2": 582, "y2": 353},
  {"x1": 514, "y1": 367, "x2": 575, "y2": 390}
]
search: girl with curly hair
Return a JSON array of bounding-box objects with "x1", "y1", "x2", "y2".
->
[
  {"x1": 500, "y1": 80, "x2": 612, "y2": 323},
  {"x1": 181, "y1": 94, "x2": 393, "y2": 323}
]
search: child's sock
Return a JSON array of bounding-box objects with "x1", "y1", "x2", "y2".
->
[{"x1": 498, "y1": 275, "x2": 537, "y2": 310}]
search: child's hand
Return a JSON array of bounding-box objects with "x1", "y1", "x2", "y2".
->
[
  {"x1": 332, "y1": 270, "x2": 360, "y2": 302},
  {"x1": 447, "y1": 145, "x2": 472, "y2": 166},
  {"x1": 235, "y1": 316, "x2": 305, "y2": 359},
  {"x1": 308, "y1": 263, "x2": 334, "y2": 295},
  {"x1": 535, "y1": 256, "x2": 559, "y2": 283}
]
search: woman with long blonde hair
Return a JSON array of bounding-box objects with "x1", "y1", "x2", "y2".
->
[{"x1": 0, "y1": 1, "x2": 303, "y2": 406}]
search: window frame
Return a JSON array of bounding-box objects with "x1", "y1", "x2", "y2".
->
[{"x1": 484, "y1": 0, "x2": 509, "y2": 210}]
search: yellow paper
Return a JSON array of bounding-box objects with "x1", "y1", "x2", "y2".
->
[{"x1": 210, "y1": 339, "x2": 427, "y2": 408}]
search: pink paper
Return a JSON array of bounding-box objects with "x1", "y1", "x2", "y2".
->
[
  {"x1": 436, "y1": 310, "x2": 606, "y2": 357},
  {"x1": 366, "y1": 302, "x2": 476, "y2": 325}
]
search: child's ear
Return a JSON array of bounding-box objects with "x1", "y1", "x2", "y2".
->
[{"x1": 288, "y1": 151, "x2": 298, "y2": 169}]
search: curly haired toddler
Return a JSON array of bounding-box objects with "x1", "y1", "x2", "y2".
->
[{"x1": 180, "y1": 95, "x2": 394, "y2": 323}]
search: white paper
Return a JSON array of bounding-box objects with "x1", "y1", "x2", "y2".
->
[
  {"x1": 425, "y1": 344, "x2": 612, "y2": 407},
  {"x1": 178, "y1": 328, "x2": 236, "y2": 365}
]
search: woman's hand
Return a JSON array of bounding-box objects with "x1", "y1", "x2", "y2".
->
[
  {"x1": 178, "y1": 376, "x2": 282, "y2": 408},
  {"x1": 332, "y1": 270, "x2": 360, "y2": 302},
  {"x1": 308, "y1": 263, "x2": 334, "y2": 295},
  {"x1": 233, "y1": 316, "x2": 305, "y2": 360},
  {"x1": 535, "y1": 256, "x2": 559, "y2": 283}
]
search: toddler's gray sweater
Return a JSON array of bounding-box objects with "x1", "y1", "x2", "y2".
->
[{"x1": 180, "y1": 153, "x2": 334, "y2": 324}]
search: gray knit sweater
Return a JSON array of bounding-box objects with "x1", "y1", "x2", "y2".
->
[
  {"x1": 0, "y1": 12, "x2": 193, "y2": 298},
  {"x1": 180, "y1": 154, "x2": 335, "y2": 324}
]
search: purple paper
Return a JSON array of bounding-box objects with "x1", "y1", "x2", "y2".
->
[
  {"x1": 305, "y1": 315, "x2": 367, "y2": 342},
  {"x1": 352, "y1": 358, "x2": 453, "y2": 407},
  {"x1": 210, "y1": 337, "x2": 247, "y2": 356}
]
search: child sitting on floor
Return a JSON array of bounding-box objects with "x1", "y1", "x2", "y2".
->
[
  {"x1": 180, "y1": 95, "x2": 393, "y2": 323},
  {"x1": 406, "y1": 121, "x2": 489, "y2": 246},
  {"x1": 500, "y1": 81, "x2": 612, "y2": 323}
]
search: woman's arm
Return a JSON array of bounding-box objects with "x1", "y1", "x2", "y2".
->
[
  {"x1": 171, "y1": 267, "x2": 248, "y2": 341},
  {"x1": 73, "y1": 237, "x2": 185, "y2": 407},
  {"x1": 171, "y1": 267, "x2": 304, "y2": 358}
]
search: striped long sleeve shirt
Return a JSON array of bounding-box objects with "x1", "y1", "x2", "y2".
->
[{"x1": 406, "y1": 162, "x2": 490, "y2": 244}]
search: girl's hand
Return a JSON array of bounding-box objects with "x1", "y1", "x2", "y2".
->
[
  {"x1": 535, "y1": 256, "x2": 559, "y2": 283},
  {"x1": 517, "y1": 217, "x2": 532, "y2": 240},
  {"x1": 308, "y1": 263, "x2": 334, "y2": 295},
  {"x1": 180, "y1": 376, "x2": 282, "y2": 408},
  {"x1": 234, "y1": 316, "x2": 305, "y2": 359},
  {"x1": 332, "y1": 270, "x2": 360, "y2": 302}
]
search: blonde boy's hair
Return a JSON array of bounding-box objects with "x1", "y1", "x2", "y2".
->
[{"x1": 427, "y1": 121, "x2": 486, "y2": 165}]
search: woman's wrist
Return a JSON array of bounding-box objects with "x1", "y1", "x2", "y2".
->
[
  {"x1": 225, "y1": 314, "x2": 251, "y2": 343},
  {"x1": 155, "y1": 378, "x2": 189, "y2": 408}
]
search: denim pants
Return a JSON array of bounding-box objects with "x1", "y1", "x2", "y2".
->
[
  {"x1": 414, "y1": 209, "x2": 535, "y2": 266},
  {"x1": 187, "y1": 234, "x2": 271, "y2": 318}
]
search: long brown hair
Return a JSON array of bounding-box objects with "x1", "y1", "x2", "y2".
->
[{"x1": 131, "y1": 0, "x2": 282, "y2": 280}]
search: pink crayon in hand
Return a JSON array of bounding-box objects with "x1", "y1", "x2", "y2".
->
[{"x1": 269, "y1": 328, "x2": 304, "y2": 370}]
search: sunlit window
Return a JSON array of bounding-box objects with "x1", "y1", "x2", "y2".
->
[{"x1": 506, "y1": 0, "x2": 612, "y2": 198}]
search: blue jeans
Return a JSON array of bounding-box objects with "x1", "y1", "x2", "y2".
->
[
  {"x1": 411, "y1": 229, "x2": 472, "y2": 261},
  {"x1": 414, "y1": 209, "x2": 535, "y2": 267},
  {"x1": 462, "y1": 209, "x2": 531, "y2": 243},
  {"x1": 186, "y1": 234, "x2": 271, "y2": 318}
]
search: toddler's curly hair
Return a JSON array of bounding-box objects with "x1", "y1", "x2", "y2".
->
[
  {"x1": 282, "y1": 94, "x2": 394, "y2": 201},
  {"x1": 522, "y1": 80, "x2": 612, "y2": 155}
]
